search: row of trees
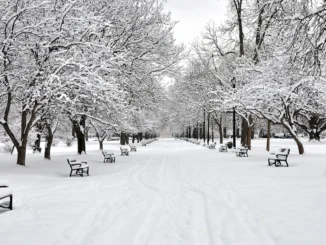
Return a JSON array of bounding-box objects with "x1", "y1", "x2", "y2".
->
[
  {"x1": 168, "y1": 0, "x2": 326, "y2": 154},
  {"x1": 0, "y1": 0, "x2": 183, "y2": 165}
]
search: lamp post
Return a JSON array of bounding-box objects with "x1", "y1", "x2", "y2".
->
[{"x1": 232, "y1": 77, "x2": 236, "y2": 148}]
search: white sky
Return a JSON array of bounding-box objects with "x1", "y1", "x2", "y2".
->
[{"x1": 164, "y1": 0, "x2": 227, "y2": 46}]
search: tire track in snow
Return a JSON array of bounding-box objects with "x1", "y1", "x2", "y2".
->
[
  {"x1": 130, "y1": 156, "x2": 165, "y2": 245},
  {"x1": 216, "y1": 176, "x2": 276, "y2": 245},
  {"x1": 184, "y1": 160, "x2": 275, "y2": 245},
  {"x1": 179, "y1": 159, "x2": 214, "y2": 245},
  {"x1": 52, "y1": 163, "x2": 144, "y2": 245},
  {"x1": 143, "y1": 154, "x2": 197, "y2": 245}
]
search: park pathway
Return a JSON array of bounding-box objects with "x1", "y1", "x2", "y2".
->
[
  {"x1": 62, "y1": 139, "x2": 275, "y2": 245},
  {"x1": 1, "y1": 138, "x2": 277, "y2": 245}
]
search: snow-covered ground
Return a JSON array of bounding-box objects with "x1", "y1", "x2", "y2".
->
[{"x1": 1, "y1": 138, "x2": 326, "y2": 245}]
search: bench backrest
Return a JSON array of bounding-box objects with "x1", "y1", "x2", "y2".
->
[
  {"x1": 102, "y1": 151, "x2": 114, "y2": 156},
  {"x1": 67, "y1": 158, "x2": 77, "y2": 165},
  {"x1": 67, "y1": 158, "x2": 79, "y2": 169},
  {"x1": 278, "y1": 148, "x2": 290, "y2": 159}
]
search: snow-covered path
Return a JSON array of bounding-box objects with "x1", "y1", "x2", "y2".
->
[{"x1": 1, "y1": 138, "x2": 326, "y2": 245}]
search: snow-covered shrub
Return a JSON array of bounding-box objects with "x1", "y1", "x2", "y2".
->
[
  {"x1": 64, "y1": 137, "x2": 74, "y2": 147},
  {"x1": 27, "y1": 131, "x2": 38, "y2": 147},
  {"x1": 2, "y1": 141, "x2": 14, "y2": 153},
  {"x1": 51, "y1": 138, "x2": 60, "y2": 146}
]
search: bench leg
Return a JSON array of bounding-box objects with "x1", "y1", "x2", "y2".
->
[
  {"x1": 9, "y1": 195, "x2": 13, "y2": 210},
  {"x1": 0, "y1": 195, "x2": 12, "y2": 210},
  {"x1": 268, "y1": 159, "x2": 274, "y2": 166}
]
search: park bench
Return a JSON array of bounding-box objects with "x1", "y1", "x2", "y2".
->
[
  {"x1": 67, "y1": 158, "x2": 89, "y2": 177},
  {"x1": 0, "y1": 180, "x2": 13, "y2": 210},
  {"x1": 142, "y1": 141, "x2": 147, "y2": 146},
  {"x1": 102, "y1": 151, "x2": 115, "y2": 163},
  {"x1": 129, "y1": 144, "x2": 137, "y2": 152},
  {"x1": 268, "y1": 148, "x2": 290, "y2": 167},
  {"x1": 219, "y1": 144, "x2": 228, "y2": 152},
  {"x1": 208, "y1": 142, "x2": 216, "y2": 149},
  {"x1": 120, "y1": 146, "x2": 129, "y2": 156},
  {"x1": 196, "y1": 140, "x2": 201, "y2": 145},
  {"x1": 234, "y1": 147, "x2": 249, "y2": 157}
]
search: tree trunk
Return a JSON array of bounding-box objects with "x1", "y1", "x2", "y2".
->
[
  {"x1": 95, "y1": 131, "x2": 106, "y2": 150},
  {"x1": 138, "y1": 132, "x2": 142, "y2": 142},
  {"x1": 72, "y1": 124, "x2": 75, "y2": 137},
  {"x1": 1, "y1": 95, "x2": 37, "y2": 166},
  {"x1": 120, "y1": 132, "x2": 126, "y2": 145},
  {"x1": 44, "y1": 124, "x2": 53, "y2": 160},
  {"x1": 211, "y1": 120, "x2": 214, "y2": 142},
  {"x1": 241, "y1": 118, "x2": 248, "y2": 147},
  {"x1": 219, "y1": 123, "x2": 223, "y2": 144},
  {"x1": 207, "y1": 113, "x2": 210, "y2": 144},
  {"x1": 247, "y1": 127, "x2": 252, "y2": 150},
  {"x1": 72, "y1": 115, "x2": 86, "y2": 154},
  {"x1": 236, "y1": 1, "x2": 245, "y2": 57},
  {"x1": 246, "y1": 116, "x2": 253, "y2": 150},
  {"x1": 266, "y1": 120, "x2": 271, "y2": 151},
  {"x1": 293, "y1": 135, "x2": 304, "y2": 154},
  {"x1": 17, "y1": 144, "x2": 27, "y2": 166},
  {"x1": 197, "y1": 121, "x2": 199, "y2": 140},
  {"x1": 282, "y1": 121, "x2": 304, "y2": 154},
  {"x1": 2, "y1": 109, "x2": 28, "y2": 166},
  {"x1": 203, "y1": 110, "x2": 206, "y2": 143},
  {"x1": 34, "y1": 133, "x2": 41, "y2": 152},
  {"x1": 77, "y1": 132, "x2": 86, "y2": 154}
]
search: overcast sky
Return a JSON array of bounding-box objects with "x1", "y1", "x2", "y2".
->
[{"x1": 164, "y1": 0, "x2": 227, "y2": 46}]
